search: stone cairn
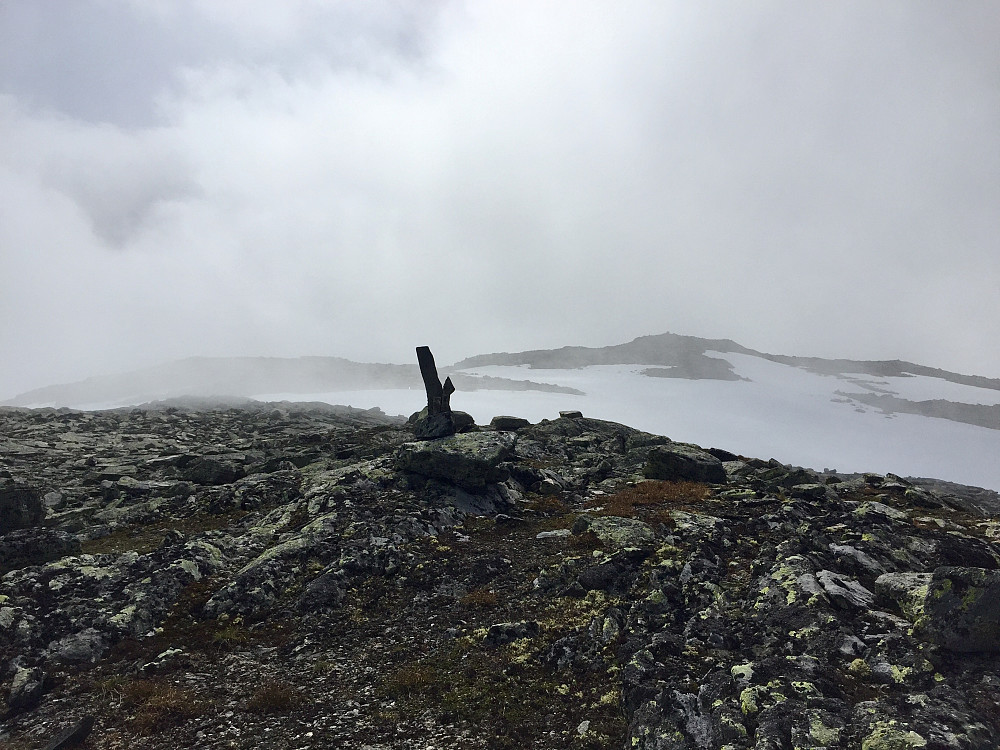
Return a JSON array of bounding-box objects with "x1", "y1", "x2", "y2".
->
[{"x1": 412, "y1": 346, "x2": 473, "y2": 439}]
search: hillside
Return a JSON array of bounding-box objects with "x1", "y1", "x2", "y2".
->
[{"x1": 2, "y1": 402, "x2": 999, "y2": 748}]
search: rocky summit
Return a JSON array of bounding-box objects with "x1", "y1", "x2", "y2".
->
[{"x1": 1, "y1": 402, "x2": 999, "y2": 749}]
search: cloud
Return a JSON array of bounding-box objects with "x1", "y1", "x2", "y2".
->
[{"x1": 1, "y1": 1, "x2": 998, "y2": 398}]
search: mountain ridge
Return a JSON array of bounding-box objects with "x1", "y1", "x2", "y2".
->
[{"x1": 13, "y1": 331, "x2": 1000, "y2": 408}]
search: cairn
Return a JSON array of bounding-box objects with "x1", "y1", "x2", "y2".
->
[{"x1": 412, "y1": 346, "x2": 473, "y2": 439}]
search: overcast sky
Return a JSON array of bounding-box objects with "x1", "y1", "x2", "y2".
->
[{"x1": 1, "y1": 1, "x2": 998, "y2": 398}]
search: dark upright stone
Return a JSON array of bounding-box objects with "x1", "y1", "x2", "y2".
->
[{"x1": 414, "y1": 346, "x2": 467, "y2": 439}]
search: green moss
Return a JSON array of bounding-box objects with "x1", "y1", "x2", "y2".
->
[
  {"x1": 961, "y1": 586, "x2": 983, "y2": 611},
  {"x1": 848, "y1": 659, "x2": 872, "y2": 679},
  {"x1": 890, "y1": 665, "x2": 913, "y2": 684},
  {"x1": 740, "y1": 686, "x2": 764, "y2": 715},
  {"x1": 861, "y1": 724, "x2": 927, "y2": 750},
  {"x1": 791, "y1": 681, "x2": 819, "y2": 697},
  {"x1": 931, "y1": 578, "x2": 952, "y2": 599},
  {"x1": 788, "y1": 625, "x2": 820, "y2": 640},
  {"x1": 808, "y1": 713, "x2": 841, "y2": 746}
]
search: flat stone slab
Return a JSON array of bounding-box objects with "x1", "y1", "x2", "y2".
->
[
  {"x1": 644, "y1": 443, "x2": 727, "y2": 483},
  {"x1": 491, "y1": 415, "x2": 531, "y2": 431}
]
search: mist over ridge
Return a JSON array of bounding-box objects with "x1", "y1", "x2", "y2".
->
[{"x1": 5, "y1": 330, "x2": 1000, "y2": 492}]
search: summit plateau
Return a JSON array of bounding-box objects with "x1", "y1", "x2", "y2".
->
[{"x1": 1, "y1": 396, "x2": 999, "y2": 748}]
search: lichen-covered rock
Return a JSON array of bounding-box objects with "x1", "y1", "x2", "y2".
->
[
  {"x1": 572, "y1": 514, "x2": 655, "y2": 550},
  {"x1": 875, "y1": 572, "x2": 933, "y2": 620},
  {"x1": 644, "y1": 444, "x2": 726, "y2": 483},
  {"x1": 395, "y1": 432, "x2": 516, "y2": 490},
  {"x1": 917, "y1": 566, "x2": 1000, "y2": 652}
]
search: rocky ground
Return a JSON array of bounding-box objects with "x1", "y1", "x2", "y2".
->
[{"x1": 1, "y1": 401, "x2": 999, "y2": 749}]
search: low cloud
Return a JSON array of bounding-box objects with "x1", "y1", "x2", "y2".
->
[{"x1": 1, "y1": 1, "x2": 998, "y2": 397}]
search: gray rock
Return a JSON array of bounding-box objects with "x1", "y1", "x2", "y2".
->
[
  {"x1": 918, "y1": 566, "x2": 1000, "y2": 652},
  {"x1": 46, "y1": 628, "x2": 109, "y2": 664},
  {"x1": 0, "y1": 479, "x2": 43, "y2": 533},
  {"x1": 491, "y1": 415, "x2": 531, "y2": 431},
  {"x1": 815, "y1": 570, "x2": 875, "y2": 609},
  {"x1": 183, "y1": 456, "x2": 242, "y2": 485},
  {"x1": 644, "y1": 444, "x2": 727, "y2": 483},
  {"x1": 7, "y1": 666, "x2": 46, "y2": 714},
  {"x1": 830, "y1": 543, "x2": 887, "y2": 575},
  {"x1": 451, "y1": 410, "x2": 476, "y2": 433},
  {"x1": 0, "y1": 528, "x2": 81, "y2": 572},
  {"x1": 42, "y1": 492, "x2": 64, "y2": 509},
  {"x1": 875, "y1": 572, "x2": 933, "y2": 620},
  {"x1": 298, "y1": 569, "x2": 345, "y2": 612},
  {"x1": 854, "y1": 500, "x2": 908, "y2": 522},
  {"x1": 790, "y1": 483, "x2": 836, "y2": 501},
  {"x1": 395, "y1": 432, "x2": 516, "y2": 491},
  {"x1": 413, "y1": 412, "x2": 456, "y2": 440},
  {"x1": 535, "y1": 529, "x2": 571, "y2": 539}
]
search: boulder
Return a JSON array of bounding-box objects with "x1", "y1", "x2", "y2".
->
[
  {"x1": 413, "y1": 412, "x2": 457, "y2": 440},
  {"x1": 917, "y1": 566, "x2": 1000, "y2": 652},
  {"x1": 815, "y1": 570, "x2": 875, "y2": 609},
  {"x1": 298, "y1": 569, "x2": 345, "y2": 612},
  {"x1": 491, "y1": 415, "x2": 531, "y2": 431},
  {"x1": 644, "y1": 444, "x2": 727, "y2": 483},
  {"x1": 183, "y1": 456, "x2": 243, "y2": 485},
  {"x1": 0, "y1": 528, "x2": 82, "y2": 572},
  {"x1": 395, "y1": 432, "x2": 515, "y2": 491},
  {"x1": 791, "y1": 483, "x2": 836, "y2": 501},
  {"x1": 0, "y1": 479, "x2": 44, "y2": 533},
  {"x1": 46, "y1": 628, "x2": 109, "y2": 664},
  {"x1": 411, "y1": 409, "x2": 474, "y2": 439},
  {"x1": 875, "y1": 572, "x2": 932, "y2": 620}
]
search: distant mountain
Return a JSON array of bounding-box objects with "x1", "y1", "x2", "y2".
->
[
  {"x1": 456, "y1": 332, "x2": 1000, "y2": 431},
  {"x1": 454, "y1": 332, "x2": 753, "y2": 380},
  {"x1": 2, "y1": 356, "x2": 581, "y2": 409},
  {"x1": 457, "y1": 331, "x2": 1000, "y2": 391},
  {"x1": 8, "y1": 333, "x2": 1000, "y2": 490}
]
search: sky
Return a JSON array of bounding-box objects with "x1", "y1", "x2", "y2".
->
[{"x1": 1, "y1": 0, "x2": 999, "y2": 399}]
